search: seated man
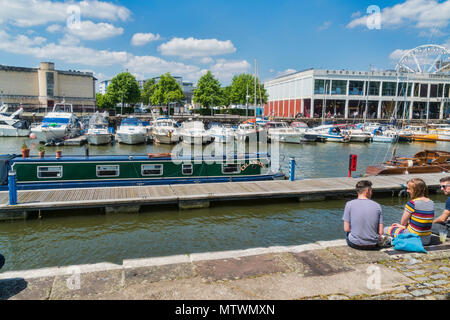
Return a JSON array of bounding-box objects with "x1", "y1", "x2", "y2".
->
[
  {"x1": 432, "y1": 176, "x2": 450, "y2": 236},
  {"x1": 342, "y1": 180, "x2": 384, "y2": 250}
]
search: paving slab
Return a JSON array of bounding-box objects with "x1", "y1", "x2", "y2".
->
[
  {"x1": 0, "y1": 276, "x2": 54, "y2": 300},
  {"x1": 49, "y1": 270, "x2": 123, "y2": 300},
  {"x1": 327, "y1": 246, "x2": 391, "y2": 264},
  {"x1": 291, "y1": 249, "x2": 354, "y2": 277},
  {"x1": 193, "y1": 253, "x2": 289, "y2": 282},
  {"x1": 227, "y1": 264, "x2": 414, "y2": 300},
  {"x1": 124, "y1": 263, "x2": 195, "y2": 286}
]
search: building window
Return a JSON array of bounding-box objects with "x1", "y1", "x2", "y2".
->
[
  {"x1": 46, "y1": 72, "x2": 54, "y2": 97},
  {"x1": 331, "y1": 80, "x2": 347, "y2": 95},
  {"x1": 141, "y1": 164, "x2": 163, "y2": 176},
  {"x1": 397, "y1": 82, "x2": 412, "y2": 97},
  {"x1": 367, "y1": 82, "x2": 380, "y2": 96},
  {"x1": 445, "y1": 84, "x2": 450, "y2": 98},
  {"x1": 348, "y1": 81, "x2": 364, "y2": 95},
  {"x1": 429, "y1": 84, "x2": 438, "y2": 98},
  {"x1": 37, "y1": 166, "x2": 62, "y2": 179},
  {"x1": 314, "y1": 79, "x2": 330, "y2": 94},
  {"x1": 437, "y1": 84, "x2": 444, "y2": 98},
  {"x1": 413, "y1": 83, "x2": 420, "y2": 97},
  {"x1": 222, "y1": 163, "x2": 241, "y2": 174},
  {"x1": 382, "y1": 82, "x2": 396, "y2": 96},
  {"x1": 96, "y1": 165, "x2": 120, "y2": 177},
  {"x1": 420, "y1": 84, "x2": 428, "y2": 98},
  {"x1": 182, "y1": 164, "x2": 193, "y2": 175}
]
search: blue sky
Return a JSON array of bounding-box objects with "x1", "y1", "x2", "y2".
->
[{"x1": 0, "y1": 0, "x2": 449, "y2": 87}]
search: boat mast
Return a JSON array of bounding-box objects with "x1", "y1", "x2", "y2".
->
[{"x1": 254, "y1": 58, "x2": 257, "y2": 117}]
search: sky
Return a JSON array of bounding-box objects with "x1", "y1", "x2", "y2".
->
[{"x1": 0, "y1": 0, "x2": 449, "y2": 88}]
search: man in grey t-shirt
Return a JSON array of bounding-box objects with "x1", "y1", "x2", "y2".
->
[{"x1": 342, "y1": 180, "x2": 384, "y2": 250}]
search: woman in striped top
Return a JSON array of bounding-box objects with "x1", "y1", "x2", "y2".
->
[{"x1": 385, "y1": 178, "x2": 435, "y2": 245}]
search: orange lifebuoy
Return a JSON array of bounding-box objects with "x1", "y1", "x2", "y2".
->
[{"x1": 148, "y1": 153, "x2": 172, "y2": 158}]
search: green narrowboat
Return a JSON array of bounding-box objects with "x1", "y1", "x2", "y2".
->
[{"x1": 0, "y1": 152, "x2": 285, "y2": 191}]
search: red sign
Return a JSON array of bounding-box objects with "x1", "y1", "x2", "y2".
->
[{"x1": 349, "y1": 154, "x2": 358, "y2": 172}]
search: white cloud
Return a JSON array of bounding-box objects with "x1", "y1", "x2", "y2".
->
[
  {"x1": 318, "y1": 21, "x2": 332, "y2": 31},
  {"x1": 67, "y1": 20, "x2": 123, "y2": 40},
  {"x1": 124, "y1": 55, "x2": 200, "y2": 77},
  {"x1": 210, "y1": 59, "x2": 251, "y2": 82},
  {"x1": 0, "y1": 0, "x2": 131, "y2": 27},
  {"x1": 351, "y1": 11, "x2": 361, "y2": 19},
  {"x1": 46, "y1": 24, "x2": 63, "y2": 33},
  {"x1": 0, "y1": 30, "x2": 129, "y2": 66},
  {"x1": 130, "y1": 33, "x2": 161, "y2": 46},
  {"x1": 347, "y1": 0, "x2": 450, "y2": 30},
  {"x1": 277, "y1": 68, "x2": 297, "y2": 77},
  {"x1": 200, "y1": 57, "x2": 214, "y2": 64},
  {"x1": 158, "y1": 37, "x2": 236, "y2": 58}
]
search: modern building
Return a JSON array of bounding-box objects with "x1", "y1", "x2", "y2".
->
[
  {"x1": 264, "y1": 68, "x2": 450, "y2": 120},
  {"x1": 0, "y1": 62, "x2": 96, "y2": 111},
  {"x1": 99, "y1": 80, "x2": 111, "y2": 95}
]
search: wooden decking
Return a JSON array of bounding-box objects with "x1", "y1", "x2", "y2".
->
[{"x1": 0, "y1": 172, "x2": 447, "y2": 219}]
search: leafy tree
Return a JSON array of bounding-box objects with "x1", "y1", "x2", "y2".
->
[
  {"x1": 230, "y1": 73, "x2": 268, "y2": 105},
  {"x1": 193, "y1": 71, "x2": 223, "y2": 108},
  {"x1": 221, "y1": 85, "x2": 232, "y2": 107},
  {"x1": 106, "y1": 72, "x2": 141, "y2": 107},
  {"x1": 150, "y1": 73, "x2": 184, "y2": 106},
  {"x1": 96, "y1": 93, "x2": 115, "y2": 109},
  {"x1": 141, "y1": 78, "x2": 156, "y2": 105}
]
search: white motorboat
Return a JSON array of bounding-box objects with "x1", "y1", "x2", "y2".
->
[
  {"x1": 342, "y1": 127, "x2": 372, "y2": 142},
  {"x1": 31, "y1": 102, "x2": 81, "y2": 143},
  {"x1": 180, "y1": 121, "x2": 213, "y2": 144},
  {"x1": 87, "y1": 111, "x2": 111, "y2": 145},
  {"x1": 267, "y1": 121, "x2": 304, "y2": 143},
  {"x1": 116, "y1": 117, "x2": 148, "y2": 145},
  {"x1": 371, "y1": 129, "x2": 399, "y2": 143},
  {"x1": 290, "y1": 121, "x2": 321, "y2": 142},
  {"x1": 152, "y1": 117, "x2": 180, "y2": 144},
  {"x1": 312, "y1": 125, "x2": 350, "y2": 143},
  {"x1": 235, "y1": 122, "x2": 259, "y2": 143},
  {"x1": 207, "y1": 122, "x2": 235, "y2": 144},
  {"x1": 0, "y1": 104, "x2": 30, "y2": 137}
]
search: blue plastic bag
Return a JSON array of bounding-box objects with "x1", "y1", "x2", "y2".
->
[{"x1": 392, "y1": 233, "x2": 427, "y2": 253}]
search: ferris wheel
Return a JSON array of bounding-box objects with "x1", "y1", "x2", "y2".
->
[{"x1": 395, "y1": 44, "x2": 450, "y2": 74}]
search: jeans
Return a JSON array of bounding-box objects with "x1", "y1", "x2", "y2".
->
[
  {"x1": 346, "y1": 233, "x2": 379, "y2": 251},
  {"x1": 432, "y1": 223, "x2": 449, "y2": 235}
]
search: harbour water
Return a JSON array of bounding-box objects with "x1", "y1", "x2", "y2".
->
[{"x1": 0, "y1": 137, "x2": 448, "y2": 272}]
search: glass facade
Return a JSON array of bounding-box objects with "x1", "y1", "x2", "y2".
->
[
  {"x1": 420, "y1": 84, "x2": 428, "y2": 97},
  {"x1": 382, "y1": 82, "x2": 396, "y2": 96},
  {"x1": 46, "y1": 72, "x2": 54, "y2": 97},
  {"x1": 314, "y1": 79, "x2": 331, "y2": 94},
  {"x1": 397, "y1": 82, "x2": 412, "y2": 97},
  {"x1": 367, "y1": 82, "x2": 380, "y2": 96},
  {"x1": 331, "y1": 80, "x2": 347, "y2": 95},
  {"x1": 348, "y1": 81, "x2": 364, "y2": 95},
  {"x1": 430, "y1": 84, "x2": 438, "y2": 98}
]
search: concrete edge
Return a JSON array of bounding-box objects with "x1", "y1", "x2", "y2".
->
[{"x1": 0, "y1": 240, "x2": 349, "y2": 280}]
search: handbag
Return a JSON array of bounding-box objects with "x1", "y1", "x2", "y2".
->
[{"x1": 392, "y1": 233, "x2": 427, "y2": 253}]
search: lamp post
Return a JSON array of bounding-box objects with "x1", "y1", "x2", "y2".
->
[{"x1": 121, "y1": 91, "x2": 124, "y2": 115}]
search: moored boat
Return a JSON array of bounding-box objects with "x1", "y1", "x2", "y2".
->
[
  {"x1": 365, "y1": 150, "x2": 450, "y2": 175},
  {"x1": 87, "y1": 111, "x2": 111, "y2": 145},
  {"x1": 116, "y1": 117, "x2": 148, "y2": 145},
  {"x1": 152, "y1": 117, "x2": 180, "y2": 144},
  {"x1": 0, "y1": 152, "x2": 284, "y2": 191},
  {"x1": 0, "y1": 105, "x2": 30, "y2": 137}
]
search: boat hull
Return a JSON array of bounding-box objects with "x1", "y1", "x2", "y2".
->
[
  {"x1": 154, "y1": 133, "x2": 179, "y2": 144},
  {"x1": 116, "y1": 133, "x2": 147, "y2": 144},
  {"x1": 87, "y1": 133, "x2": 111, "y2": 145},
  {"x1": 0, "y1": 127, "x2": 30, "y2": 137},
  {"x1": 31, "y1": 127, "x2": 67, "y2": 142},
  {"x1": 412, "y1": 134, "x2": 438, "y2": 142}
]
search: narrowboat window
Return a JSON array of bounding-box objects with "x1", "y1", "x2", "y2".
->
[
  {"x1": 222, "y1": 163, "x2": 241, "y2": 174},
  {"x1": 37, "y1": 166, "x2": 63, "y2": 178},
  {"x1": 142, "y1": 164, "x2": 163, "y2": 176},
  {"x1": 182, "y1": 164, "x2": 193, "y2": 175},
  {"x1": 96, "y1": 165, "x2": 120, "y2": 177}
]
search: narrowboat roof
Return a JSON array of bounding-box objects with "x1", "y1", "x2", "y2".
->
[{"x1": 8, "y1": 153, "x2": 270, "y2": 163}]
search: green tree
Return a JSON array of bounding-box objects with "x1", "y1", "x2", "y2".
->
[
  {"x1": 141, "y1": 78, "x2": 156, "y2": 105},
  {"x1": 193, "y1": 71, "x2": 223, "y2": 108},
  {"x1": 150, "y1": 73, "x2": 184, "y2": 106},
  {"x1": 230, "y1": 73, "x2": 268, "y2": 106},
  {"x1": 96, "y1": 93, "x2": 115, "y2": 109},
  {"x1": 106, "y1": 72, "x2": 141, "y2": 108},
  {"x1": 221, "y1": 85, "x2": 232, "y2": 107}
]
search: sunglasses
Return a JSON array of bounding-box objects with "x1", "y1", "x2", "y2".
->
[{"x1": 441, "y1": 184, "x2": 449, "y2": 189}]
